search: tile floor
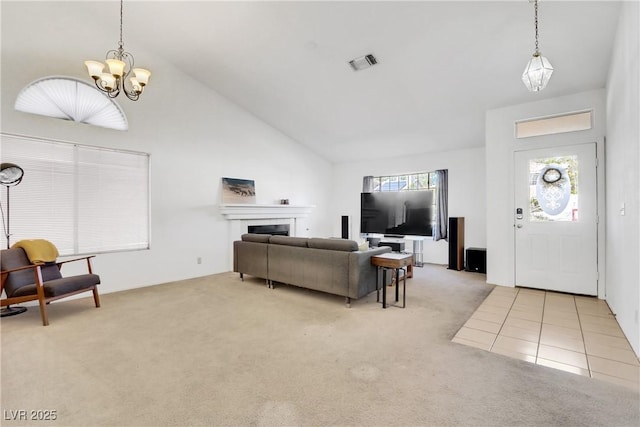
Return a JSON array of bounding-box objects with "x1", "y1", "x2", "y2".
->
[{"x1": 453, "y1": 286, "x2": 640, "y2": 391}]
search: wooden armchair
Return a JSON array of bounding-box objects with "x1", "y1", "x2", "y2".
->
[{"x1": 1, "y1": 244, "x2": 101, "y2": 326}]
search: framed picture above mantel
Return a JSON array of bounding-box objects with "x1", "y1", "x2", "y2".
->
[{"x1": 221, "y1": 177, "x2": 255, "y2": 204}]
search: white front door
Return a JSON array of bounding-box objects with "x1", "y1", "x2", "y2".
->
[{"x1": 514, "y1": 143, "x2": 598, "y2": 295}]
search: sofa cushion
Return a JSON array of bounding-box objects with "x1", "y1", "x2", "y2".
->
[
  {"x1": 358, "y1": 241, "x2": 369, "y2": 251},
  {"x1": 269, "y1": 236, "x2": 308, "y2": 247},
  {"x1": 241, "y1": 233, "x2": 271, "y2": 243},
  {"x1": 308, "y1": 238, "x2": 358, "y2": 252}
]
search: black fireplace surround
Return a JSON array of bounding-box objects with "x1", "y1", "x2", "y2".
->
[{"x1": 247, "y1": 224, "x2": 290, "y2": 236}]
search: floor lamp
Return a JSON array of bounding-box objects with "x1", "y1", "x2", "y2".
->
[{"x1": 0, "y1": 162, "x2": 27, "y2": 317}]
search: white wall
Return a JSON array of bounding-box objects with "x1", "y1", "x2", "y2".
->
[
  {"x1": 1, "y1": 22, "x2": 332, "y2": 295},
  {"x1": 331, "y1": 147, "x2": 486, "y2": 265},
  {"x1": 604, "y1": 0, "x2": 640, "y2": 355},
  {"x1": 486, "y1": 89, "x2": 607, "y2": 290}
]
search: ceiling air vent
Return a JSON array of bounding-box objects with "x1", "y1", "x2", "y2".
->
[{"x1": 349, "y1": 54, "x2": 378, "y2": 71}]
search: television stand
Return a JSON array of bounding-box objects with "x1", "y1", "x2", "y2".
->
[
  {"x1": 378, "y1": 239, "x2": 405, "y2": 253},
  {"x1": 383, "y1": 234, "x2": 405, "y2": 239}
]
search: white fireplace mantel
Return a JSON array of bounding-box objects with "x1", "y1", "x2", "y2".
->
[
  {"x1": 221, "y1": 204, "x2": 315, "y2": 270},
  {"x1": 219, "y1": 204, "x2": 315, "y2": 220}
]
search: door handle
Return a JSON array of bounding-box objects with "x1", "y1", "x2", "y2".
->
[{"x1": 516, "y1": 224, "x2": 523, "y2": 229}]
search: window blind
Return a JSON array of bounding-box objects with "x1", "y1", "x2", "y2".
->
[{"x1": 1, "y1": 133, "x2": 149, "y2": 255}]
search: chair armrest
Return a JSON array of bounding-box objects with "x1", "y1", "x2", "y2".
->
[
  {"x1": 1, "y1": 263, "x2": 45, "y2": 275},
  {"x1": 56, "y1": 255, "x2": 95, "y2": 266},
  {"x1": 56, "y1": 255, "x2": 96, "y2": 274}
]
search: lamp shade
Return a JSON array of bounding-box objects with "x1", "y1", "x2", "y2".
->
[
  {"x1": 99, "y1": 73, "x2": 117, "y2": 90},
  {"x1": 84, "y1": 60, "x2": 105, "y2": 78},
  {"x1": 0, "y1": 163, "x2": 24, "y2": 186},
  {"x1": 132, "y1": 68, "x2": 151, "y2": 86},
  {"x1": 106, "y1": 59, "x2": 126, "y2": 77},
  {"x1": 522, "y1": 53, "x2": 554, "y2": 92}
]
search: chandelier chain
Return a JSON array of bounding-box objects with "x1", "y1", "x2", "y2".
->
[
  {"x1": 534, "y1": 0, "x2": 539, "y2": 53},
  {"x1": 119, "y1": 0, "x2": 124, "y2": 50}
]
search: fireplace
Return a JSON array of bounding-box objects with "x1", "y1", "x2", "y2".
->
[
  {"x1": 219, "y1": 203, "x2": 314, "y2": 270},
  {"x1": 248, "y1": 224, "x2": 290, "y2": 236}
]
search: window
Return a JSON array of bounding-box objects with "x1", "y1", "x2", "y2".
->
[
  {"x1": 372, "y1": 172, "x2": 437, "y2": 192},
  {"x1": 371, "y1": 171, "x2": 438, "y2": 234},
  {"x1": 515, "y1": 110, "x2": 592, "y2": 139},
  {"x1": 1, "y1": 133, "x2": 150, "y2": 255},
  {"x1": 528, "y1": 155, "x2": 579, "y2": 222}
]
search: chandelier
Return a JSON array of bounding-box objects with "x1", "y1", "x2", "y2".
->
[
  {"x1": 84, "y1": 0, "x2": 150, "y2": 101},
  {"x1": 522, "y1": 0, "x2": 553, "y2": 92}
]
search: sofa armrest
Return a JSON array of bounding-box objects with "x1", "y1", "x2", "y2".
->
[
  {"x1": 347, "y1": 246, "x2": 392, "y2": 299},
  {"x1": 233, "y1": 240, "x2": 269, "y2": 280}
]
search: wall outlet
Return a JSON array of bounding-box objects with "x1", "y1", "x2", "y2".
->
[{"x1": 197, "y1": 257, "x2": 202, "y2": 265}]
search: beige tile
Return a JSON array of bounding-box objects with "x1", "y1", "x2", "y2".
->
[
  {"x1": 537, "y1": 344, "x2": 588, "y2": 369},
  {"x1": 541, "y1": 323, "x2": 584, "y2": 342},
  {"x1": 452, "y1": 336, "x2": 492, "y2": 352},
  {"x1": 491, "y1": 346, "x2": 537, "y2": 363},
  {"x1": 499, "y1": 325, "x2": 541, "y2": 343},
  {"x1": 491, "y1": 286, "x2": 518, "y2": 296},
  {"x1": 542, "y1": 313, "x2": 581, "y2": 330},
  {"x1": 512, "y1": 300, "x2": 544, "y2": 311},
  {"x1": 585, "y1": 342, "x2": 640, "y2": 366},
  {"x1": 476, "y1": 303, "x2": 510, "y2": 317},
  {"x1": 536, "y1": 358, "x2": 590, "y2": 377},
  {"x1": 483, "y1": 294, "x2": 516, "y2": 308},
  {"x1": 588, "y1": 355, "x2": 640, "y2": 382},
  {"x1": 544, "y1": 303, "x2": 578, "y2": 314},
  {"x1": 579, "y1": 313, "x2": 619, "y2": 327},
  {"x1": 470, "y1": 310, "x2": 507, "y2": 324},
  {"x1": 543, "y1": 307, "x2": 579, "y2": 320},
  {"x1": 575, "y1": 298, "x2": 612, "y2": 317},
  {"x1": 509, "y1": 307, "x2": 543, "y2": 322},
  {"x1": 463, "y1": 318, "x2": 503, "y2": 334},
  {"x1": 515, "y1": 293, "x2": 545, "y2": 304},
  {"x1": 454, "y1": 327, "x2": 497, "y2": 347},
  {"x1": 516, "y1": 290, "x2": 545, "y2": 299},
  {"x1": 539, "y1": 329, "x2": 585, "y2": 353},
  {"x1": 492, "y1": 335, "x2": 538, "y2": 356},
  {"x1": 503, "y1": 317, "x2": 541, "y2": 333},
  {"x1": 517, "y1": 287, "x2": 545, "y2": 296},
  {"x1": 580, "y1": 320, "x2": 625, "y2": 337},
  {"x1": 591, "y1": 372, "x2": 640, "y2": 392},
  {"x1": 583, "y1": 331, "x2": 634, "y2": 351},
  {"x1": 545, "y1": 293, "x2": 575, "y2": 301},
  {"x1": 575, "y1": 295, "x2": 609, "y2": 306}
]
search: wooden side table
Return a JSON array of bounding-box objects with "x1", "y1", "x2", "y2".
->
[{"x1": 371, "y1": 253, "x2": 413, "y2": 308}]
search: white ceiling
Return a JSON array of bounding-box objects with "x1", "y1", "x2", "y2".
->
[{"x1": 1, "y1": 1, "x2": 622, "y2": 163}]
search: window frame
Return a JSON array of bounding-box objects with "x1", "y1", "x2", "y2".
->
[{"x1": 1, "y1": 133, "x2": 151, "y2": 256}]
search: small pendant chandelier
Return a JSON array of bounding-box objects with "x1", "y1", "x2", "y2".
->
[
  {"x1": 522, "y1": 0, "x2": 553, "y2": 92},
  {"x1": 84, "y1": 0, "x2": 151, "y2": 101}
]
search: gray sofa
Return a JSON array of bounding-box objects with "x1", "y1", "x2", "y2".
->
[{"x1": 233, "y1": 234, "x2": 391, "y2": 306}]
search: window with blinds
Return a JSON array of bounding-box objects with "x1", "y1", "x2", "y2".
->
[{"x1": 1, "y1": 134, "x2": 150, "y2": 255}]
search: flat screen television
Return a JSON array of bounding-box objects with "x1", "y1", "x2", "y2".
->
[{"x1": 360, "y1": 191, "x2": 434, "y2": 237}]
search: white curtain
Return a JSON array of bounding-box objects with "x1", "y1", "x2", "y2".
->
[{"x1": 433, "y1": 169, "x2": 448, "y2": 241}]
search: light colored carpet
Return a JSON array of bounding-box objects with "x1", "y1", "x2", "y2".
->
[{"x1": 1, "y1": 264, "x2": 638, "y2": 426}]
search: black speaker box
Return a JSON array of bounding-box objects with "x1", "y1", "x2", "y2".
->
[
  {"x1": 448, "y1": 217, "x2": 465, "y2": 270},
  {"x1": 378, "y1": 241, "x2": 405, "y2": 252},
  {"x1": 466, "y1": 248, "x2": 486, "y2": 273},
  {"x1": 341, "y1": 215, "x2": 349, "y2": 239}
]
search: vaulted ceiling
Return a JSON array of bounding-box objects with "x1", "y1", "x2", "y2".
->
[{"x1": 1, "y1": 1, "x2": 621, "y2": 163}]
